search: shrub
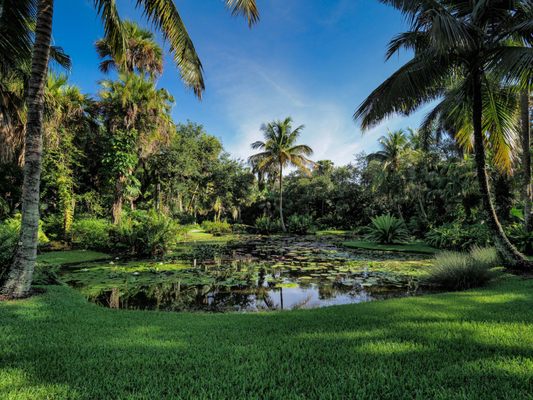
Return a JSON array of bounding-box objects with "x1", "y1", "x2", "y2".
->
[
  {"x1": 287, "y1": 214, "x2": 315, "y2": 235},
  {"x1": 110, "y1": 210, "x2": 180, "y2": 257},
  {"x1": 425, "y1": 222, "x2": 491, "y2": 251},
  {"x1": 366, "y1": 214, "x2": 409, "y2": 244},
  {"x1": 71, "y1": 218, "x2": 111, "y2": 250},
  {"x1": 255, "y1": 216, "x2": 281, "y2": 234},
  {"x1": 425, "y1": 246, "x2": 500, "y2": 290},
  {"x1": 0, "y1": 223, "x2": 18, "y2": 279},
  {"x1": 201, "y1": 220, "x2": 232, "y2": 236},
  {"x1": 0, "y1": 215, "x2": 49, "y2": 279},
  {"x1": 231, "y1": 223, "x2": 251, "y2": 234},
  {"x1": 505, "y1": 223, "x2": 533, "y2": 255}
]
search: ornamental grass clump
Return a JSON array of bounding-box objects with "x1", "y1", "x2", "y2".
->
[{"x1": 425, "y1": 246, "x2": 501, "y2": 291}]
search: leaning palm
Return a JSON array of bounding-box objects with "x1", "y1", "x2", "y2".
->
[
  {"x1": 354, "y1": 0, "x2": 532, "y2": 268},
  {"x1": 248, "y1": 117, "x2": 314, "y2": 232},
  {"x1": 1, "y1": 0, "x2": 259, "y2": 298}
]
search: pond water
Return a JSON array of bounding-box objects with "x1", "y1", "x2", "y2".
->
[{"x1": 62, "y1": 236, "x2": 433, "y2": 312}]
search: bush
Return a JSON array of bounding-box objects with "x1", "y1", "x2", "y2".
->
[
  {"x1": 201, "y1": 220, "x2": 232, "y2": 236},
  {"x1": 425, "y1": 222, "x2": 491, "y2": 251},
  {"x1": 287, "y1": 214, "x2": 315, "y2": 235},
  {"x1": 231, "y1": 223, "x2": 251, "y2": 234},
  {"x1": 0, "y1": 223, "x2": 18, "y2": 278},
  {"x1": 71, "y1": 218, "x2": 111, "y2": 250},
  {"x1": 0, "y1": 215, "x2": 49, "y2": 279},
  {"x1": 425, "y1": 246, "x2": 500, "y2": 290},
  {"x1": 255, "y1": 216, "x2": 281, "y2": 234},
  {"x1": 110, "y1": 210, "x2": 180, "y2": 257},
  {"x1": 366, "y1": 214, "x2": 409, "y2": 244},
  {"x1": 505, "y1": 223, "x2": 533, "y2": 255}
]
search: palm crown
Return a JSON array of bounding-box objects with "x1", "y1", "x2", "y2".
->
[
  {"x1": 249, "y1": 117, "x2": 314, "y2": 174},
  {"x1": 95, "y1": 21, "x2": 164, "y2": 79}
]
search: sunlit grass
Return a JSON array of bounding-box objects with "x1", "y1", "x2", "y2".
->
[
  {"x1": 1, "y1": 277, "x2": 533, "y2": 399},
  {"x1": 343, "y1": 240, "x2": 438, "y2": 254},
  {"x1": 37, "y1": 250, "x2": 111, "y2": 266}
]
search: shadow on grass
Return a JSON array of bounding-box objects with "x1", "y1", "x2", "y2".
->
[{"x1": 1, "y1": 277, "x2": 533, "y2": 399}]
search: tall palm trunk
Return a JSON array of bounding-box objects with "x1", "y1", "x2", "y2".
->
[
  {"x1": 520, "y1": 91, "x2": 532, "y2": 233},
  {"x1": 112, "y1": 174, "x2": 126, "y2": 224},
  {"x1": 472, "y1": 70, "x2": 529, "y2": 268},
  {"x1": 279, "y1": 162, "x2": 286, "y2": 232},
  {"x1": 2, "y1": 0, "x2": 54, "y2": 298}
]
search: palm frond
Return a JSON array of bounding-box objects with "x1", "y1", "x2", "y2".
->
[
  {"x1": 354, "y1": 52, "x2": 451, "y2": 129},
  {"x1": 49, "y1": 46, "x2": 71, "y2": 70},
  {"x1": 0, "y1": 0, "x2": 36, "y2": 74},
  {"x1": 93, "y1": 0, "x2": 126, "y2": 66},
  {"x1": 489, "y1": 46, "x2": 533, "y2": 89},
  {"x1": 225, "y1": 0, "x2": 259, "y2": 27},
  {"x1": 136, "y1": 0, "x2": 204, "y2": 97}
]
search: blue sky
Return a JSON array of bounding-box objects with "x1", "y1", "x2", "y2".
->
[{"x1": 53, "y1": 0, "x2": 431, "y2": 165}]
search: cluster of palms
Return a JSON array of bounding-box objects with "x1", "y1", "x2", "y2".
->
[
  {"x1": 1, "y1": 0, "x2": 259, "y2": 298},
  {"x1": 355, "y1": 0, "x2": 532, "y2": 267}
]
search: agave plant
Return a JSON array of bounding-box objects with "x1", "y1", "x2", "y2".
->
[{"x1": 366, "y1": 214, "x2": 409, "y2": 244}]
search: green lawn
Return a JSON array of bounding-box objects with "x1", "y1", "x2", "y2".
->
[
  {"x1": 37, "y1": 250, "x2": 111, "y2": 266},
  {"x1": 2, "y1": 277, "x2": 533, "y2": 399},
  {"x1": 343, "y1": 240, "x2": 438, "y2": 254}
]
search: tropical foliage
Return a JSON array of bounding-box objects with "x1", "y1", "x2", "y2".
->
[{"x1": 366, "y1": 214, "x2": 409, "y2": 244}]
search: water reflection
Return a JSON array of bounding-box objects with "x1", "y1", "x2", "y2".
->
[{"x1": 72, "y1": 236, "x2": 430, "y2": 312}]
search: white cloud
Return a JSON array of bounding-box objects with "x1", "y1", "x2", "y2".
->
[{"x1": 210, "y1": 52, "x2": 427, "y2": 166}]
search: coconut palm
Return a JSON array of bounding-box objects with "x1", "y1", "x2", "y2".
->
[
  {"x1": 95, "y1": 20, "x2": 164, "y2": 79},
  {"x1": 419, "y1": 74, "x2": 533, "y2": 232},
  {"x1": 1, "y1": 0, "x2": 259, "y2": 298},
  {"x1": 367, "y1": 129, "x2": 409, "y2": 217},
  {"x1": 248, "y1": 117, "x2": 314, "y2": 232},
  {"x1": 354, "y1": 0, "x2": 532, "y2": 268}
]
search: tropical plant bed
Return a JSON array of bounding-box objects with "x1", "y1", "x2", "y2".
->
[
  {"x1": 1, "y1": 277, "x2": 532, "y2": 399},
  {"x1": 343, "y1": 240, "x2": 438, "y2": 254}
]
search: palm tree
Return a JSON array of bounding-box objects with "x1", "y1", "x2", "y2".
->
[
  {"x1": 367, "y1": 129, "x2": 408, "y2": 217},
  {"x1": 98, "y1": 73, "x2": 174, "y2": 224},
  {"x1": 354, "y1": 0, "x2": 532, "y2": 268},
  {"x1": 1, "y1": 0, "x2": 259, "y2": 298},
  {"x1": 95, "y1": 20, "x2": 164, "y2": 79},
  {"x1": 367, "y1": 129, "x2": 407, "y2": 173},
  {"x1": 520, "y1": 92, "x2": 532, "y2": 231},
  {"x1": 248, "y1": 117, "x2": 314, "y2": 232}
]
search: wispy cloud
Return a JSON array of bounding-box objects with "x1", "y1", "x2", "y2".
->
[{"x1": 209, "y1": 52, "x2": 425, "y2": 166}]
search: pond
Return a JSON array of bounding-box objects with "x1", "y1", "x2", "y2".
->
[{"x1": 60, "y1": 236, "x2": 434, "y2": 312}]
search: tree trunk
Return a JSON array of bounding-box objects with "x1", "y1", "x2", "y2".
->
[
  {"x1": 472, "y1": 70, "x2": 530, "y2": 268},
  {"x1": 279, "y1": 162, "x2": 286, "y2": 232},
  {"x1": 112, "y1": 174, "x2": 126, "y2": 224},
  {"x1": 2, "y1": 0, "x2": 54, "y2": 298},
  {"x1": 520, "y1": 91, "x2": 532, "y2": 233}
]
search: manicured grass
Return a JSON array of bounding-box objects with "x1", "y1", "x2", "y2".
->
[
  {"x1": 2, "y1": 277, "x2": 533, "y2": 399},
  {"x1": 315, "y1": 229, "x2": 351, "y2": 236},
  {"x1": 179, "y1": 229, "x2": 238, "y2": 243},
  {"x1": 37, "y1": 250, "x2": 111, "y2": 266},
  {"x1": 343, "y1": 240, "x2": 438, "y2": 254}
]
